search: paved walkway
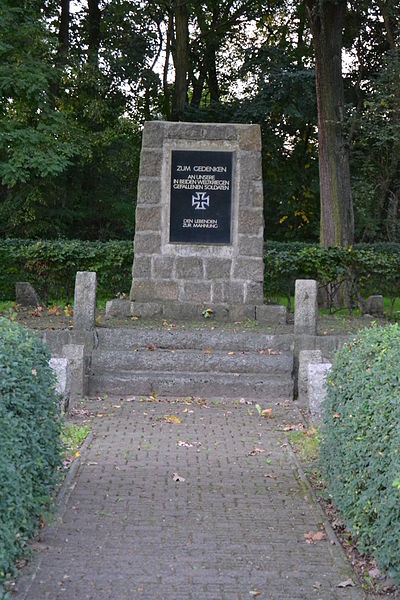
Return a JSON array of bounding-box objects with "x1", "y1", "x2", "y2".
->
[{"x1": 14, "y1": 396, "x2": 364, "y2": 600}]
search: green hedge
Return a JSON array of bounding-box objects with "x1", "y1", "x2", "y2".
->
[
  {"x1": 0, "y1": 239, "x2": 133, "y2": 302},
  {"x1": 265, "y1": 242, "x2": 400, "y2": 309},
  {"x1": 0, "y1": 319, "x2": 63, "y2": 592},
  {"x1": 320, "y1": 324, "x2": 400, "y2": 582},
  {"x1": 1, "y1": 239, "x2": 400, "y2": 307}
]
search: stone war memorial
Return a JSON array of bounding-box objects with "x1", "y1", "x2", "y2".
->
[{"x1": 128, "y1": 120, "x2": 286, "y2": 324}]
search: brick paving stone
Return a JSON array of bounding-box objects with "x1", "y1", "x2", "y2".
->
[{"x1": 13, "y1": 397, "x2": 365, "y2": 600}]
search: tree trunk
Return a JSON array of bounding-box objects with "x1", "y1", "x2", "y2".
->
[
  {"x1": 305, "y1": 0, "x2": 354, "y2": 247},
  {"x1": 87, "y1": 0, "x2": 101, "y2": 67},
  {"x1": 52, "y1": 0, "x2": 70, "y2": 100},
  {"x1": 172, "y1": 0, "x2": 189, "y2": 120},
  {"x1": 163, "y1": 11, "x2": 173, "y2": 119}
]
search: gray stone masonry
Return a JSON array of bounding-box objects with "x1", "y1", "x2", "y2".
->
[
  {"x1": 308, "y1": 362, "x2": 332, "y2": 424},
  {"x1": 294, "y1": 279, "x2": 318, "y2": 335},
  {"x1": 73, "y1": 272, "x2": 97, "y2": 333},
  {"x1": 14, "y1": 397, "x2": 363, "y2": 600},
  {"x1": 15, "y1": 282, "x2": 41, "y2": 307},
  {"x1": 130, "y1": 121, "x2": 265, "y2": 311},
  {"x1": 105, "y1": 299, "x2": 131, "y2": 319},
  {"x1": 298, "y1": 349, "x2": 322, "y2": 405}
]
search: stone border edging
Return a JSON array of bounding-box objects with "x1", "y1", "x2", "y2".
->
[
  {"x1": 13, "y1": 431, "x2": 95, "y2": 600},
  {"x1": 286, "y1": 442, "x2": 362, "y2": 587}
]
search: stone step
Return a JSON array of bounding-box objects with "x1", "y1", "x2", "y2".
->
[
  {"x1": 91, "y1": 348, "x2": 293, "y2": 375},
  {"x1": 89, "y1": 370, "x2": 293, "y2": 400},
  {"x1": 96, "y1": 327, "x2": 293, "y2": 353}
]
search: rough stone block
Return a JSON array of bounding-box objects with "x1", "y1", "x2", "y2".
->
[
  {"x1": 137, "y1": 178, "x2": 161, "y2": 205},
  {"x1": 251, "y1": 180, "x2": 264, "y2": 208},
  {"x1": 62, "y1": 344, "x2": 88, "y2": 402},
  {"x1": 256, "y1": 304, "x2": 287, "y2": 325},
  {"x1": 131, "y1": 280, "x2": 179, "y2": 302},
  {"x1": 130, "y1": 302, "x2": 162, "y2": 318},
  {"x1": 163, "y1": 302, "x2": 203, "y2": 321},
  {"x1": 181, "y1": 281, "x2": 212, "y2": 303},
  {"x1": 239, "y1": 151, "x2": 262, "y2": 181},
  {"x1": 229, "y1": 304, "x2": 256, "y2": 321},
  {"x1": 238, "y1": 235, "x2": 264, "y2": 257},
  {"x1": 134, "y1": 233, "x2": 161, "y2": 255},
  {"x1": 141, "y1": 121, "x2": 166, "y2": 147},
  {"x1": 366, "y1": 295, "x2": 384, "y2": 317},
  {"x1": 135, "y1": 206, "x2": 161, "y2": 231},
  {"x1": 223, "y1": 282, "x2": 246, "y2": 304},
  {"x1": 204, "y1": 258, "x2": 231, "y2": 280},
  {"x1": 73, "y1": 271, "x2": 97, "y2": 332},
  {"x1": 132, "y1": 255, "x2": 151, "y2": 279},
  {"x1": 238, "y1": 209, "x2": 264, "y2": 235},
  {"x1": 15, "y1": 282, "x2": 41, "y2": 307},
  {"x1": 294, "y1": 279, "x2": 318, "y2": 336},
  {"x1": 105, "y1": 299, "x2": 132, "y2": 319},
  {"x1": 233, "y1": 257, "x2": 264, "y2": 281},
  {"x1": 139, "y1": 149, "x2": 163, "y2": 177},
  {"x1": 175, "y1": 257, "x2": 204, "y2": 280},
  {"x1": 152, "y1": 256, "x2": 175, "y2": 279},
  {"x1": 308, "y1": 362, "x2": 332, "y2": 424},
  {"x1": 298, "y1": 350, "x2": 323, "y2": 404},
  {"x1": 49, "y1": 357, "x2": 71, "y2": 412},
  {"x1": 245, "y1": 281, "x2": 264, "y2": 304},
  {"x1": 165, "y1": 122, "x2": 238, "y2": 141},
  {"x1": 238, "y1": 125, "x2": 262, "y2": 151}
]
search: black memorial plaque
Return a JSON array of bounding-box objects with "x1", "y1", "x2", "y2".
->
[{"x1": 169, "y1": 150, "x2": 233, "y2": 244}]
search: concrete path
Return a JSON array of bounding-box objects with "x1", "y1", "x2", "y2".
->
[{"x1": 14, "y1": 396, "x2": 364, "y2": 600}]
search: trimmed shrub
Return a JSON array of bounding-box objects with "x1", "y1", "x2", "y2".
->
[
  {"x1": 0, "y1": 239, "x2": 133, "y2": 302},
  {"x1": 0, "y1": 318, "x2": 63, "y2": 589},
  {"x1": 320, "y1": 324, "x2": 400, "y2": 581}
]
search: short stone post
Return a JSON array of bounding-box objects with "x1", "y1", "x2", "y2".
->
[
  {"x1": 298, "y1": 349, "x2": 322, "y2": 405},
  {"x1": 294, "y1": 279, "x2": 318, "y2": 335},
  {"x1": 308, "y1": 362, "x2": 332, "y2": 424},
  {"x1": 49, "y1": 357, "x2": 71, "y2": 412},
  {"x1": 62, "y1": 344, "x2": 89, "y2": 404},
  {"x1": 73, "y1": 271, "x2": 97, "y2": 333}
]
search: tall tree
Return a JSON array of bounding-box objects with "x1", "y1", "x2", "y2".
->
[{"x1": 305, "y1": 0, "x2": 354, "y2": 247}]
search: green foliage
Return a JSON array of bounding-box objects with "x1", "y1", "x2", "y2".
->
[
  {"x1": 0, "y1": 239, "x2": 133, "y2": 302},
  {"x1": 264, "y1": 241, "x2": 400, "y2": 309},
  {"x1": 320, "y1": 324, "x2": 400, "y2": 581},
  {"x1": 0, "y1": 318, "x2": 63, "y2": 588}
]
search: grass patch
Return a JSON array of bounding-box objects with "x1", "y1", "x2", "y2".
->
[
  {"x1": 287, "y1": 427, "x2": 319, "y2": 462},
  {"x1": 61, "y1": 423, "x2": 91, "y2": 461}
]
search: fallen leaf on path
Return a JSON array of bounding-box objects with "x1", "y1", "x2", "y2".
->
[
  {"x1": 249, "y1": 591, "x2": 261, "y2": 597},
  {"x1": 313, "y1": 581, "x2": 321, "y2": 590},
  {"x1": 283, "y1": 423, "x2": 304, "y2": 431},
  {"x1": 205, "y1": 348, "x2": 212, "y2": 354},
  {"x1": 164, "y1": 415, "x2": 182, "y2": 424},
  {"x1": 228, "y1": 351, "x2": 235, "y2": 355},
  {"x1": 172, "y1": 472, "x2": 185, "y2": 482},
  {"x1": 177, "y1": 440, "x2": 193, "y2": 448},
  {"x1": 248, "y1": 447, "x2": 265, "y2": 456},
  {"x1": 304, "y1": 530, "x2": 326, "y2": 544},
  {"x1": 337, "y1": 579, "x2": 355, "y2": 588},
  {"x1": 261, "y1": 408, "x2": 273, "y2": 419},
  {"x1": 147, "y1": 343, "x2": 157, "y2": 351},
  {"x1": 264, "y1": 472, "x2": 277, "y2": 479}
]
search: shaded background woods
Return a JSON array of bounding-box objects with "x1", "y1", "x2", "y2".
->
[{"x1": 0, "y1": 0, "x2": 399, "y2": 243}]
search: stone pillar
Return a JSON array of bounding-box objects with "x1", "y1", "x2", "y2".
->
[
  {"x1": 294, "y1": 279, "x2": 318, "y2": 335},
  {"x1": 73, "y1": 271, "x2": 97, "y2": 333},
  {"x1": 129, "y1": 121, "x2": 265, "y2": 317}
]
